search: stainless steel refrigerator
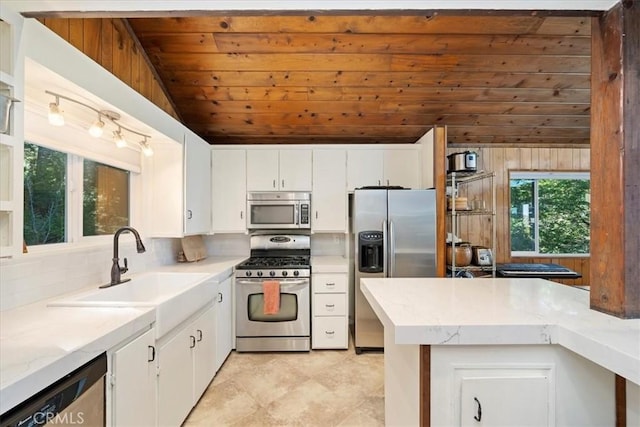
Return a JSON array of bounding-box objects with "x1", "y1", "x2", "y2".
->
[{"x1": 350, "y1": 188, "x2": 437, "y2": 353}]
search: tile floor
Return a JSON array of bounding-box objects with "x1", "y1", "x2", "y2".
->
[{"x1": 184, "y1": 340, "x2": 384, "y2": 426}]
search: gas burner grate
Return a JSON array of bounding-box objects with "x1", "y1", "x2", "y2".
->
[{"x1": 237, "y1": 256, "x2": 310, "y2": 269}]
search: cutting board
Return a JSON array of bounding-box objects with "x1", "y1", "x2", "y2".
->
[{"x1": 181, "y1": 235, "x2": 207, "y2": 262}]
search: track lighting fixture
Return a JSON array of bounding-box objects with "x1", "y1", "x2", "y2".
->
[
  {"x1": 113, "y1": 128, "x2": 127, "y2": 148},
  {"x1": 89, "y1": 115, "x2": 105, "y2": 137},
  {"x1": 45, "y1": 90, "x2": 152, "y2": 156},
  {"x1": 140, "y1": 138, "x2": 154, "y2": 157},
  {"x1": 48, "y1": 97, "x2": 65, "y2": 126}
]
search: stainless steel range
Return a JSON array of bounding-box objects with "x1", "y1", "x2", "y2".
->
[{"x1": 235, "y1": 234, "x2": 311, "y2": 352}]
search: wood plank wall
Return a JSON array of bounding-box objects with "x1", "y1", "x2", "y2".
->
[
  {"x1": 39, "y1": 18, "x2": 179, "y2": 120},
  {"x1": 447, "y1": 146, "x2": 591, "y2": 286}
]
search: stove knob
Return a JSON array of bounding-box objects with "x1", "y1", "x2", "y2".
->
[
  {"x1": 282, "y1": 271, "x2": 288, "y2": 277},
  {"x1": 257, "y1": 271, "x2": 263, "y2": 277},
  {"x1": 293, "y1": 270, "x2": 299, "y2": 277},
  {"x1": 269, "y1": 271, "x2": 276, "y2": 277},
  {"x1": 245, "y1": 271, "x2": 252, "y2": 277}
]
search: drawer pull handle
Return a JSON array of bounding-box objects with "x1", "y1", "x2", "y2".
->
[
  {"x1": 197, "y1": 329, "x2": 203, "y2": 342},
  {"x1": 325, "y1": 304, "x2": 335, "y2": 308},
  {"x1": 148, "y1": 345, "x2": 156, "y2": 362},
  {"x1": 325, "y1": 330, "x2": 335, "y2": 335},
  {"x1": 325, "y1": 282, "x2": 335, "y2": 287},
  {"x1": 190, "y1": 335, "x2": 196, "y2": 348}
]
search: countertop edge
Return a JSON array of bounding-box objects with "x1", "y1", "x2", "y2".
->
[{"x1": 361, "y1": 278, "x2": 640, "y2": 386}]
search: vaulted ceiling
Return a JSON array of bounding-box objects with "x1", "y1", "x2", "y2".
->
[{"x1": 126, "y1": 14, "x2": 591, "y2": 147}]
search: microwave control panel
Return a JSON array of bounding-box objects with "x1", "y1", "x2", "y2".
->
[{"x1": 300, "y1": 204, "x2": 310, "y2": 225}]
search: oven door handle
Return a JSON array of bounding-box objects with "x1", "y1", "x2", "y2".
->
[{"x1": 236, "y1": 278, "x2": 308, "y2": 287}]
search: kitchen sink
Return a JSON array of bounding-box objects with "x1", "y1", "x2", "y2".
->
[{"x1": 48, "y1": 272, "x2": 214, "y2": 338}]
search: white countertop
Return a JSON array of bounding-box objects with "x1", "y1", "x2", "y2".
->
[
  {"x1": 311, "y1": 256, "x2": 349, "y2": 273},
  {"x1": 0, "y1": 256, "x2": 245, "y2": 415},
  {"x1": 361, "y1": 277, "x2": 640, "y2": 385}
]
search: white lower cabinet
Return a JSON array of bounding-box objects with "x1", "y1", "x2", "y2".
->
[
  {"x1": 312, "y1": 273, "x2": 349, "y2": 349},
  {"x1": 214, "y1": 275, "x2": 234, "y2": 372},
  {"x1": 158, "y1": 303, "x2": 216, "y2": 427},
  {"x1": 109, "y1": 327, "x2": 156, "y2": 427},
  {"x1": 460, "y1": 375, "x2": 549, "y2": 427}
]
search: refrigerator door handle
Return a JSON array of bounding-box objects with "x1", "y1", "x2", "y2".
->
[
  {"x1": 382, "y1": 220, "x2": 388, "y2": 277},
  {"x1": 389, "y1": 220, "x2": 396, "y2": 276}
]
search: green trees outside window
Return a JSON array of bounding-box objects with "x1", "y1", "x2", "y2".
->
[
  {"x1": 510, "y1": 172, "x2": 590, "y2": 255},
  {"x1": 23, "y1": 143, "x2": 66, "y2": 245}
]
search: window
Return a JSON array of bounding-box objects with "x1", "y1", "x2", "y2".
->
[
  {"x1": 23, "y1": 142, "x2": 131, "y2": 247},
  {"x1": 23, "y1": 143, "x2": 67, "y2": 245},
  {"x1": 510, "y1": 171, "x2": 590, "y2": 256},
  {"x1": 83, "y1": 160, "x2": 129, "y2": 236}
]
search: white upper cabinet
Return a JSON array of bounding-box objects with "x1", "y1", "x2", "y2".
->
[
  {"x1": 211, "y1": 149, "x2": 246, "y2": 233},
  {"x1": 347, "y1": 149, "x2": 384, "y2": 190},
  {"x1": 312, "y1": 149, "x2": 347, "y2": 232},
  {"x1": 246, "y1": 149, "x2": 312, "y2": 191},
  {"x1": 279, "y1": 149, "x2": 312, "y2": 191},
  {"x1": 184, "y1": 132, "x2": 212, "y2": 235},
  {"x1": 246, "y1": 149, "x2": 279, "y2": 191},
  {"x1": 383, "y1": 148, "x2": 420, "y2": 189},
  {"x1": 347, "y1": 148, "x2": 421, "y2": 190},
  {"x1": 151, "y1": 132, "x2": 212, "y2": 237}
]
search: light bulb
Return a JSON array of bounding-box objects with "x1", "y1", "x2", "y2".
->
[
  {"x1": 89, "y1": 117, "x2": 105, "y2": 137},
  {"x1": 48, "y1": 102, "x2": 65, "y2": 126},
  {"x1": 140, "y1": 140, "x2": 154, "y2": 157},
  {"x1": 113, "y1": 130, "x2": 127, "y2": 148}
]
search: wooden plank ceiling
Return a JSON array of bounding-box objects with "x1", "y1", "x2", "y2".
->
[{"x1": 127, "y1": 14, "x2": 591, "y2": 146}]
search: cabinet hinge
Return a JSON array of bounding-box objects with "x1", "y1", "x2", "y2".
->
[{"x1": 110, "y1": 373, "x2": 116, "y2": 387}]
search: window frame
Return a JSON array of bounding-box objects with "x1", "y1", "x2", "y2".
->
[
  {"x1": 23, "y1": 141, "x2": 140, "y2": 253},
  {"x1": 509, "y1": 170, "x2": 590, "y2": 258}
]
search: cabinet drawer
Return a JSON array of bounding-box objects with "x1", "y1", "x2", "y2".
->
[
  {"x1": 312, "y1": 316, "x2": 348, "y2": 349},
  {"x1": 313, "y1": 273, "x2": 347, "y2": 293},
  {"x1": 313, "y1": 293, "x2": 346, "y2": 316}
]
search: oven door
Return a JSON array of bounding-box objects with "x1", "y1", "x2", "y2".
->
[
  {"x1": 247, "y1": 200, "x2": 301, "y2": 229},
  {"x1": 235, "y1": 278, "x2": 310, "y2": 337}
]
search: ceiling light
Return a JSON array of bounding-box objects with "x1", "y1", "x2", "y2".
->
[
  {"x1": 45, "y1": 90, "x2": 152, "y2": 152},
  {"x1": 140, "y1": 138, "x2": 154, "y2": 157},
  {"x1": 89, "y1": 116, "x2": 105, "y2": 137},
  {"x1": 113, "y1": 129, "x2": 127, "y2": 148},
  {"x1": 48, "y1": 99, "x2": 65, "y2": 126}
]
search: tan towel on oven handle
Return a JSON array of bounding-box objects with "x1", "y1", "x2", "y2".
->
[{"x1": 263, "y1": 280, "x2": 280, "y2": 315}]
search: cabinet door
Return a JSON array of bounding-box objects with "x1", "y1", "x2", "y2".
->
[
  {"x1": 384, "y1": 149, "x2": 420, "y2": 189},
  {"x1": 158, "y1": 325, "x2": 194, "y2": 427},
  {"x1": 111, "y1": 328, "x2": 156, "y2": 427},
  {"x1": 312, "y1": 150, "x2": 347, "y2": 232},
  {"x1": 212, "y1": 149, "x2": 247, "y2": 233},
  {"x1": 347, "y1": 149, "x2": 383, "y2": 190},
  {"x1": 460, "y1": 376, "x2": 549, "y2": 427},
  {"x1": 184, "y1": 133, "x2": 212, "y2": 234},
  {"x1": 215, "y1": 276, "x2": 234, "y2": 372},
  {"x1": 193, "y1": 304, "x2": 217, "y2": 402},
  {"x1": 246, "y1": 149, "x2": 279, "y2": 191},
  {"x1": 279, "y1": 149, "x2": 312, "y2": 191}
]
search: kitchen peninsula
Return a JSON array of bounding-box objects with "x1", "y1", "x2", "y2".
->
[{"x1": 361, "y1": 277, "x2": 640, "y2": 426}]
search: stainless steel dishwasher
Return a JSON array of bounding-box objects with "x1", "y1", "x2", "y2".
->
[{"x1": 0, "y1": 353, "x2": 107, "y2": 426}]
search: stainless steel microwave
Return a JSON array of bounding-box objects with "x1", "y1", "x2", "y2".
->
[{"x1": 247, "y1": 192, "x2": 311, "y2": 229}]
